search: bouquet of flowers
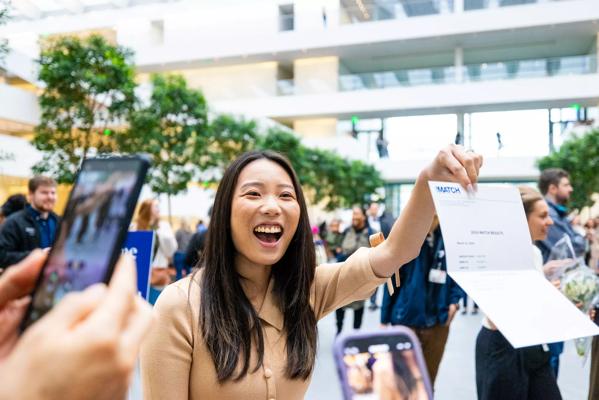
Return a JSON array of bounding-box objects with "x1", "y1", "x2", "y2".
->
[
  {"x1": 561, "y1": 265, "x2": 599, "y2": 311},
  {"x1": 548, "y1": 235, "x2": 599, "y2": 358}
]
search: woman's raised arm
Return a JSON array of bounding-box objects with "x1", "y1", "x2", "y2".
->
[{"x1": 369, "y1": 145, "x2": 483, "y2": 278}]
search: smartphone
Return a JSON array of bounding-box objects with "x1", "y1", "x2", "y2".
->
[
  {"x1": 21, "y1": 156, "x2": 150, "y2": 331},
  {"x1": 334, "y1": 327, "x2": 433, "y2": 400}
]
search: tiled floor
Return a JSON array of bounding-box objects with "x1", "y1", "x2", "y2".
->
[{"x1": 307, "y1": 300, "x2": 591, "y2": 400}]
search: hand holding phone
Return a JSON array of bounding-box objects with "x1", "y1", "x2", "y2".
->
[
  {"x1": 334, "y1": 327, "x2": 432, "y2": 400},
  {"x1": 2, "y1": 255, "x2": 153, "y2": 400},
  {"x1": 21, "y1": 156, "x2": 149, "y2": 331}
]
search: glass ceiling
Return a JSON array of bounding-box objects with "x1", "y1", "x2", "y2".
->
[{"x1": 10, "y1": 0, "x2": 181, "y2": 20}]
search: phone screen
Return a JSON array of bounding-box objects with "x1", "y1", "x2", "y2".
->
[
  {"x1": 22, "y1": 157, "x2": 148, "y2": 330},
  {"x1": 341, "y1": 332, "x2": 432, "y2": 400}
]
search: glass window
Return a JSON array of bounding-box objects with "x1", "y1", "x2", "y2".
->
[
  {"x1": 385, "y1": 114, "x2": 457, "y2": 160},
  {"x1": 279, "y1": 4, "x2": 294, "y2": 31},
  {"x1": 469, "y1": 109, "x2": 550, "y2": 158}
]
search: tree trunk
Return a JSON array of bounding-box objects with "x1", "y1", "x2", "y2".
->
[
  {"x1": 81, "y1": 129, "x2": 90, "y2": 165},
  {"x1": 167, "y1": 193, "x2": 173, "y2": 226}
]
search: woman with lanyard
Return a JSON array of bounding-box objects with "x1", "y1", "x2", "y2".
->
[{"x1": 141, "y1": 146, "x2": 482, "y2": 399}]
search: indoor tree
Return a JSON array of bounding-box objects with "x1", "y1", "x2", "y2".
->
[
  {"x1": 33, "y1": 35, "x2": 136, "y2": 183},
  {"x1": 537, "y1": 128, "x2": 599, "y2": 210}
]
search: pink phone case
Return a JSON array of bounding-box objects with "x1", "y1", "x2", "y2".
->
[{"x1": 333, "y1": 326, "x2": 434, "y2": 399}]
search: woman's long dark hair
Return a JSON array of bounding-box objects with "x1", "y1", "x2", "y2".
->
[{"x1": 199, "y1": 151, "x2": 317, "y2": 382}]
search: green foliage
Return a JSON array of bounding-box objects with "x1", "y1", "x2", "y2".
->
[
  {"x1": 118, "y1": 74, "x2": 208, "y2": 196},
  {"x1": 255, "y1": 127, "x2": 383, "y2": 210},
  {"x1": 33, "y1": 35, "x2": 136, "y2": 183},
  {"x1": 208, "y1": 114, "x2": 258, "y2": 168},
  {"x1": 537, "y1": 129, "x2": 599, "y2": 210},
  {"x1": 29, "y1": 32, "x2": 382, "y2": 209}
]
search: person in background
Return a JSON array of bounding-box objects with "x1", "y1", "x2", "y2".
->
[
  {"x1": 588, "y1": 302, "x2": 599, "y2": 400},
  {"x1": 196, "y1": 219, "x2": 207, "y2": 234},
  {"x1": 184, "y1": 208, "x2": 212, "y2": 269},
  {"x1": 184, "y1": 229, "x2": 207, "y2": 269},
  {"x1": 0, "y1": 250, "x2": 153, "y2": 400},
  {"x1": 324, "y1": 218, "x2": 344, "y2": 261},
  {"x1": 133, "y1": 199, "x2": 177, "y2": 304},
  {"x1": 0, "y1": 194, "x2": 27, "y2": 227},
  {"x1": 366, "y1": 201, "x2": 396, "y2": 311},
  {"x1": 312, "y1": 225, "x2": 328, "y2": 266},
  {"x1": 475, "y1": 186, "x2": 561, "y2": 400},
  {"x1": 175, "y1": 219, "x2": 193, "y2": 253},
  {"x1": 461, "y1": 293, "x2": 479, "y2": 315},
  {"x1": 537, "y1": 168, "x2": 585, "y2": 377},
  {"x1": 173, "y1": 219, "x2": 194, "y2": 280},
  {"x1": 380, "y1": 215, "x2": 462, "y2": 385},
  {"x1": 537, "y1": 168, "x2": 585, "y2": 259},
  {"x1": 587, "y1": 217, "x2": 599, "y2": 273},
  {"x1": 0, "y1": 177, "x2": 58, "y2": 269},
  {"x1": 336, "y1": 206, "x2": 372, "y2": 334}
]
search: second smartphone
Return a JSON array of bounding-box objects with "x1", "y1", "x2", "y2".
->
[{"x1": 334, "y1": 327, "x2": 433, "y2": 400}]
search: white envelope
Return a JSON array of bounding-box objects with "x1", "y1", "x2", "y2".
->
[{"x1": 429, "y1": 182, "x2": 599, "y2": 348}]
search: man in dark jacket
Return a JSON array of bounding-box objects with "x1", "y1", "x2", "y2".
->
[
  {"x1": 380, "y1": 217, "x2": 463, "y2": 384},
  {"x1": 184, "y1": 229, "x2": 207, "y2": 269},
  {"x1": 536, "y1": 168, "x2": 585, "y2": 377},
  {"x1": 536, "y1": 168, "x2": 585, "y2": 260},
  {"x1": 0, "y1": 176, "x2": 59, "y2": 269}
]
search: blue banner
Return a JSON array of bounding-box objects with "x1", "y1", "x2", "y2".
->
[{"x1": 122, "y1": 231, "x2": 154, "y2": 300}]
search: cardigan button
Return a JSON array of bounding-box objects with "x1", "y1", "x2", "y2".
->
[{"x1": 264, "y1": 368, "x2": 273, "y2": 379}]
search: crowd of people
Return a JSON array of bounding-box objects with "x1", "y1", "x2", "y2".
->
[
  {"x1": 306, "y1": 167, "x2": 599, "y2": 399},
  {"x1": 1, "y1": 146, "x2": 599, "y2": 399}
]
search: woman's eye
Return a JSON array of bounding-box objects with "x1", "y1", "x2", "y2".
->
[
  {"x1": 244, "y1": 191, "x2": 260, "y2": 197},
  {"x1": 280, "y1": 192, "x2": 295, "y2": 199}
]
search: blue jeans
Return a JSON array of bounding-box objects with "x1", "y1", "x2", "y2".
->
[{"x1": 548, "y1": 342, "x2": 564, "y2": 377}]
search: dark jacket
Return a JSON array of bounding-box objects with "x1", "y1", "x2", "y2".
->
[
  {"x1": 0, "y1": 207, "x2": 59, "y2": 268},
  {"x1": 184, "y1": 230, "x2": 207, "y2": 268},
  {"x1": 536, "y1": 199, "x2": 586, "y2": 262},
  {"x1": 379, "y1": 211, "x2": 395, "y2": 238},
  {"x1": 380, "y1": 228, "x2": 463, "y2": 328}
]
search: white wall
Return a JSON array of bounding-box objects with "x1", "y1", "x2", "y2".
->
[
  {"x1": 212, "y1": 73, "x2": 599, "y2": 120},
  {"x1": 139, "y1": 62, "x2": 279, "y2": 100},
  {"x1": 0, "y1": 84, "x2": 39, "y2": 125}
]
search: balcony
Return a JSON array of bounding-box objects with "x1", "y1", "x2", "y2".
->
[
  {"x1": 276, "y1": 54, "x2": 596, "y2": 96},
  {"x1": 339, "y1": 0, "x2": 577, "y2": 24},
  {"x1": 464, "y1": 55, "x2": 597, "y2": 82}
]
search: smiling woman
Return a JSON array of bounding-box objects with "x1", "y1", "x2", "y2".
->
[{"x1": 140, "y1": 146, "x2": 482, "y2": 400}]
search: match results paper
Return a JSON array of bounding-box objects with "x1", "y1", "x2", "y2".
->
[{"x1": 429, "y1": 182, "x2": 599, "y2": 348}]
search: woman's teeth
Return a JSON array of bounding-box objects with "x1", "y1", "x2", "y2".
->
[{"x1": 254, "y1": 226, "x2": 282, "y2": 233}]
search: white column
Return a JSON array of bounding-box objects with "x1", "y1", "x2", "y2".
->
[
  {"x1": 454, "y1": 0, "x2": 464, "y2": 13},
  {"x1": 454, "y1": 47, "x2": 464, "y2": 83}
]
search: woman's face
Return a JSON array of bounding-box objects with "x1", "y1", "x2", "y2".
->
[
  {"x1": 527, "y1": 200, "x2": 553, "y2": 242},
  {"x1": 230, "y1": 159, "x2": 301, "y2": 267},
  {"x1": 151, "y1": 200, "x2": 160, "y2": 220}
]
